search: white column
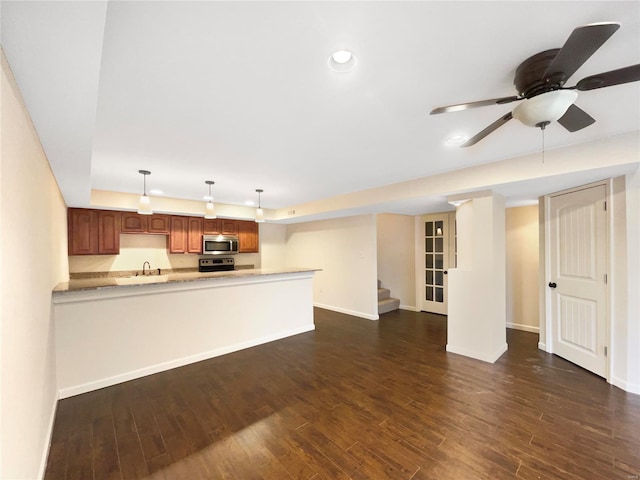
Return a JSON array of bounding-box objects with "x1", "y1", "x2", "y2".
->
[{"x1": 446, "y1": 190, "x2": 507, "y2": 363}]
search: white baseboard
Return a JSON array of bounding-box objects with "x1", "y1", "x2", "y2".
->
[
  {"x1": 506, "y1": 322, "x2": 540, "y2": 334},
  {"x1": 58, "y1": 324, "x2": 315, "y2": 399},
  {"x1": 611, "y1": 376, "x2": 640, "y2": 395},
  {"x1": 314, "y1": 302, "x2": 379, "y2": 321},
  {"x1": 37, "y1": 393, "x2": 58, "y2": 479},
  {"x1": 538, "y1": 341, "x2": 548, "y2": 351},
  {"x1": 400, "y1": 305, "x2": 419, "y2": 312},
  {"x1": 446, "y1": 342, "x2": 509, "y2": 364}
]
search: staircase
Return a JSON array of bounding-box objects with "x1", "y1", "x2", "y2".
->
[{"x1": 378, "y1": 280, "x2": 400, "y2": 315}]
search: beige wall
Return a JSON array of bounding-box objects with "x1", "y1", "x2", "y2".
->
[
  {"x1": 376, "y1": 213, "x2": 416, "y2": 309},
  {"x1": 285, "y1": 214, "x2": 379, "y2": 320},
  {"x1": 505, "y1": 205, "x2": 540, "y2": 332},
  {"x1": 1, "y1": 51, "x2": 69, "y2": 480}
]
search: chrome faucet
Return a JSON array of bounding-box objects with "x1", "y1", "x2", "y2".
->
[{"x1": 142, "y1": 261, "x2": 151, "y2": 276}]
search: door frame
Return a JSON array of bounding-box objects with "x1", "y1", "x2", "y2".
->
[
  {"x1": 541, "y1": 179, "x2": 611, "y2": 382},
  {"x1": 414, "y1": 212, "x2": 456, "y2": 315}
]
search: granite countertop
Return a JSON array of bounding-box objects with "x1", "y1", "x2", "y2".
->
[{"x1": 53, "y1": 267, "x2": 320, "y2": 294}]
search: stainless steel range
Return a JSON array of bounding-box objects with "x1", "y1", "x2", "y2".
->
[{"x1": 198, "y1": 257, "x2": 235, "y2": 272}]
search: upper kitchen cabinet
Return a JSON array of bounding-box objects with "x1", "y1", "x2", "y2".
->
[
  {"x1": 168, "y1": 215, "x2": 188, "y2": 253},
  {"x1": 203, "y1": 218, "x2": 221, "y2": 235},
  {"x1": 238, "y1": 221, "x2": 259, "y2": 253},
  {"x1": 148, "y1": 214, "x2": 170, "y2": 234},
  {"x1": 68, "y1": 208, "x2": 120, "y2": 255},
  {"x1": 187, "y1": 217, "x2": 203, "y2": 253},
  {"x1": 220, "y1": 219, "x2": 239, "y2": 235},
  {"x1": 121, "y1": 212, "x2": 170, "y2": 234},
  {"x1": 168, "y1": 216, "x2": 202, "y2": 254}
]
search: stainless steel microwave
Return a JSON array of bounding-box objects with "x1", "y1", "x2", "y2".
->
[{"x1": 202, "y1": 235, "x2": 239, "y2": 255}]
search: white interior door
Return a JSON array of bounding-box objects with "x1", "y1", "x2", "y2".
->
[
  {"x1": 549, "y1": 184, "x2": 608, "y2": 377},
  {"x1": 420, "y1": 214, "x2": 450, "y2": 315}
]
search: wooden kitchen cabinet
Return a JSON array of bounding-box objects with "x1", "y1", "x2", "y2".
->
[
  {"x1": 203, "y1": 218, "x2": 221, "y2": 235},
  {"x1": 68, "y1": 208, "x2": 120, "y2": 255},
  {"x1": 121, "y1": 212, "x2": 147, "y2": 233},
  {"x1": 238, "y1": 220, "x2": 259, "y2": 253},
  {"x1": 168, "y1": 215, "x2": 188, "y2": 253},
  {"x1": 220, "y1": 219, "x2": 239, "y2": 235},
  {"x1": 122, "y1": 212, "x2": 170, "y2": 234},
  {"x1": 187, "y1": 217, "x2": 203, "y2": 253},
  {"x1": 148, "y1": 214, "x2": 170, "y2": 234},
  {"x1": 97, "y1": 210, "x2": 121, "y2": 254}
]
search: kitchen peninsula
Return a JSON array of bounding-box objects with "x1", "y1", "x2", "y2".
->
[{"x1": 53, "y1": 267, "x2": 319, "y2": 398}]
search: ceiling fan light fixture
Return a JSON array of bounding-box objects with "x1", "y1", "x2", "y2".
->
[{"x1": 512, "y1": 90, "x2": 578, "y2": 127}]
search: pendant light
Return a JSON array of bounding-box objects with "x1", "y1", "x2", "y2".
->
[
  {"x1": 255, "y1": 189, "x2": 265, "y2": 223},
  {"x1": 137, "y1": 170, "x2": 152, "y2": 215},
  {"x1": 204, "y1": 180, "x2": 217, "y2": 219}
]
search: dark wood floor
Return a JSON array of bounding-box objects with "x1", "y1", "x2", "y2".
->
[{"x1": 45, "y1": 308, "x2": 640, "y2": 480}]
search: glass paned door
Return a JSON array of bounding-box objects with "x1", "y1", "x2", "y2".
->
[{"x1": 420, "y1": 214, "x2": 449, "y2": 315}]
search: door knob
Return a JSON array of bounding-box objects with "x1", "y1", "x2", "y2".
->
[
  {"x1": 548, "y1": 282, "x2": 557, "y2": 288},
  {"x1": 444, "y1": 271, "x2": 448, "y2": 275}
]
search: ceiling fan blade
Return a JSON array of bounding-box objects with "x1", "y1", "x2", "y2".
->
[
  {"x1": 461, "y1": 112, "x2": 513, "y2": 147},
  {"x1": 544, "y1": 22, "x2": 620, "y2": 84},
  {"x1": 430, "y1": 96, "x2": 520, "y2": 115},
  {"x1": 575, "y1": 64, "x2": 640, "y2": 91},
  {"x1": 557, "y1": 104, "x2": 595, "y2": 132}
]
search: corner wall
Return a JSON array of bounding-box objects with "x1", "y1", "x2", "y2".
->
[
  {"x1": 1, "y1": 51, "x2": 69, "y2": 480},
  {"x1": 505, "y1": 205, "x2": 540, "y2": 332},
  {"x1": 285, "y1": 214, "x2": 378, "y2": 320},
  {"x1": 376, "y1": 213, "x2": 416, "y2": 309}
]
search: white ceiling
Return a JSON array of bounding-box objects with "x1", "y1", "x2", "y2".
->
[{"x1": 2, "y1": 1, "x2": 639, "y2": 219}]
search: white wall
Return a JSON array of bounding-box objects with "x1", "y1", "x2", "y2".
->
[
  {"x1": 1, "y1": 51, "x2": 69, "y2": 480},
  {"x1": 611, "y1": 171, "x2": 640, "y2": 393},
  {"x1": 376, "y1": 213, "x2": 416, "y2": 309},
  {"x1": 259, "y1": 223, "x2": 287, "y2": 269},
  {"x1": 505, "y1": 205, "x2": 540, "y2": 332},
  {"x1": 447, "y1": 192, "x2": 508, "y2": 363},
  {"x1": 285, "y1": 214, "x2": 378, "y2": 320}
]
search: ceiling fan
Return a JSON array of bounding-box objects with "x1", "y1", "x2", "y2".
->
[{"x1": 430, "y1": 22, "x2": 640, "y2": 147}]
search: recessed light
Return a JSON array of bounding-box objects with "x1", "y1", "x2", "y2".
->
[
  {"x1": 149, "y1": 189, "x2": 163, "y2": 195},
  {"x1": 328, "y1": 50, "x2": 356, "y2": 72},
  {"x1": 445, "y1": 135, "x2": 468, "y2": 147},
  {"x1": 332, "y1": 50, "x2": 352, "y2": 64}
]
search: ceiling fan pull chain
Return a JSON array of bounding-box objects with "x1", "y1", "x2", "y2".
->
[{"x1": 542, "y1": 125, "x2": 545, "y2": 164}]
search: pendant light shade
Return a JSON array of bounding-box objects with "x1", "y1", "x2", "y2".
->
[
  {"x1": 137, "y1": 170, "x2": 152, "y2": 215},
  {"x1": 204, "y1": 180, "x2": 217, "y2": 219},
  {"x1": 255, "y1": 189, "x2": 265, "y2": 223}
]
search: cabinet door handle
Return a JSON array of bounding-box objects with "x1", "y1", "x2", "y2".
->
[{"x1": 548, "y1": 282, "x2": 557, "y2": 289}]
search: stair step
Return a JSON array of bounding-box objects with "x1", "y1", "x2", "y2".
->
[
  {"x1": 378, "y1": 288, "x2": 390, "y2": 301},
  {"x1": 378, "y1": 297, "x2": 400, "y2": 315}
]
